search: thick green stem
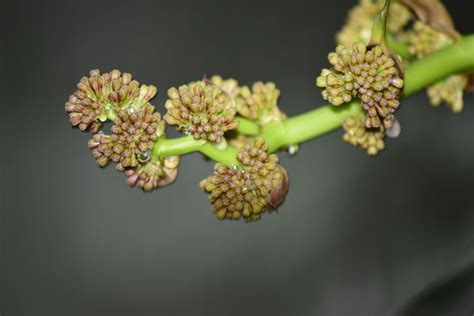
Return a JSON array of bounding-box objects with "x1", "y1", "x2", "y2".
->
[
  {"x1": 152, "y1": 136, "x2": 206, "y2": 158},
  {"x1": 152, "y1": 35, "x2": 474, "y2": 167},
  {"x1": 404, "y1": 35, "x2": 474, "y2": 96},
  {"x1": 261, "y1": 101, "x2": 364, "y2": 152},
  {"x1": 235, "y1": 117, "x2": 260, "y2": 135}
]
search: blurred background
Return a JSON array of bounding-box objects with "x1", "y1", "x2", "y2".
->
[{"x1": 1, "y1": 0, "x2": 473, "y2": 315}]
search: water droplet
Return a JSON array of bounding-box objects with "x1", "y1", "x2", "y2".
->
[
  {"x1": 183, "y1": 129, "x2": 190, "y2": 136},
  {"x1": 137, "y1": 150, "x2": 151, "y2": 163},
  {"x1": 129, "y1": 107, "x2": 136, "y2": 114},
  {"x1": 287, "y1": 144, "x2": 299, "y2": 156},
  {"x1": 232, "y1": 164, "x2": 239, "y2": 170},
  {"x1": 386, "y1": 120, "x2": 401, "y2": 138}
]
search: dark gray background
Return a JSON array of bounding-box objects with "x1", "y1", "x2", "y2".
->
[{"x1": 1, "y1": 0, "x2": 473, "y2": 315}]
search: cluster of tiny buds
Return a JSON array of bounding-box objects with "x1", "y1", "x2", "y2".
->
[
  {"x1": 88, "y1": 104, "x2": 165, "y2": 171},
  {"x1": 164, "y1": 81, "x2": 238, "y2": 143},
  {"x1": 126, "y1": 155, "x2": 180, "y2": 192},
  {"x1": 316, "y1": 42, "x2": 404, "y2": 129},
  {"x1": 210, "y1": 75, "x2": 240, "y2": 99},
  {"x1": 64, "y1": 70, "x2": 182, "y2": 191},
  {"x1": 406, "y1": 21, "x2": 454, "y2": 59},
  {"x1": 237, "y1": 81, "x2": 287, "y2": 125},
  {"x1": 342, "y1": 115, "x2": 385, "y2": 156},
  {"x1": 200, "y1": 138, "x2": 288, "y2": 222},
  {"x1": 406, "y1": 22, "x2": 469, "y2": 112},
  {"x1": 65, "y1": 69, "x2": 158, "y2": 133}
]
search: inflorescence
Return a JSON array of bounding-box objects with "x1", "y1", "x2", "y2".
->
[
  {"x1": 64, "y1": 0, "x2": 472, "y2": 222},
  {"x1": 200, "y1": 138, "x2": 288, "y2": 222},
  {"x1": 316, "y1": 42, "x2": 404, "y2": 129},
  {"x1": 164, "y1": 81, "x2": 238, "y2": 143},
  {"x1": 338, "y1": 0, "x2": 471, "y2": 113},
  {"x1": 66, "y1": 69, "x2": 180, "y2": 191}
]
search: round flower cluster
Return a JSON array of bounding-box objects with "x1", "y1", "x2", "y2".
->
[
  {"x1": 126, "y1": 155, "x2": 180, "y2": 192},
  {"x1": 337, "y1": 0, "x2": 412, "y2": 46},
  {"x1": 316, "y1": 42, "x2": 404, "y2": 129},
  {"x1": 88, "y1": 104, "x2": 165, "y2": 171},
  {"x1": 65, "y1": 69, "x2": 157, "y2": 133},
  {"x1": 237, "y1": 82, "x2": 287, "y2": 125},
  {"x1": 164, "y1": 81, "x2": 238, "y2": 143},
  {"x1": 342, "y1": 116, "x2": 385, "y2": 156},
  {"x1": 200, "y1": 138, "x2": 288, "y2": 222}
]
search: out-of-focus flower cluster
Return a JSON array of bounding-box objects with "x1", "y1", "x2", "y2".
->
[
  {"x1": 405, "y1": 22, "x2": 468, "y2": 112},
  {"x1": 343, "y1": 115, "x2": 385, "y2": 156},
  {"x1": 200, "y1": 138, "x2": 288, "y2": 222},
  {"x1": 66, "y1": 69, "x2": 180, "y2": 191},
  {"x1": 317, "y1": 42, "x2": 404, "y2": 129}
]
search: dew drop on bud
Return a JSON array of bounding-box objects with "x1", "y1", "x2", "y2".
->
[
  {"x1": 386, "y1": 119, "x2": 401, "y2": 138},
  {"x1": 129, "y1": 107, "x2": 135, "y2": 114},
  {"x1": 137, "y1": 150, "x2": 151, "y2": 163}
]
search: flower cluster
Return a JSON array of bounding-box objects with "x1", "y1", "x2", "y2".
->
[
  {"x1": 210, "y1": 76, "x2": 287, "y2": 126},
  {"x1": 237, "y1": 82, "x2": 287, "y2": 125},
  {"x1": 164, "y1": 81, "x2": 238, "y2": 143},
  {"x1": 342, "y1": 115, "x2": 385, "y2": 156},
  {"x1": 406, "y1": 21, "x2": 453, "y2": 59},
  {"x1": 210, "y1": 75, "x2": 240, "y2": 99},
  {"x1": 88, "y1": 104, "x2": 166, "y2": 171},
  {"x1": 337, "y1": 0, "x2": 412, "y2": 46},
  {"x1": 426, "y1": 75, "x2": 468, "y2": 113},
  {"x1": 65, "y1": 69, "x2": 181, "y2": 191},
  {"x1": 200, "y1": 138, "x2": 288, "y2": 222},
  {"x1": 317, "y1": 42, "x2": 404, "y2": 129},
  {"x1": 406, "y1": 22, "x2": 469, "y2": 112},
  {"x1": 126, "y1": 155, "x2": 180, "y2": 191},
  {"x1": 65, "y1": 69, "x2": 157, "y2": 132}
]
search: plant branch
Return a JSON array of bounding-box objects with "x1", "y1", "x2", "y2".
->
[{"x1": 151, "y1": 35, "x2": 474, "y2": 167}]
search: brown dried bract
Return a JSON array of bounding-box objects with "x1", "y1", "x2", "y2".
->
[{"x1": 400, "y1": 0, "x2": 460, "y2": 39}]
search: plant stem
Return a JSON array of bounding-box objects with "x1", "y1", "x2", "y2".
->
[
  {"x1": 235, "y1": 117, "x2": 260, "y2": 135},
  {"x1": 261, "y1": 101, "x2": 364, "y2": 152},
  {"x1": 404, "y1": 35, "x2": 474, "y2": 96},
  {"x1": 151, "y1": 35, "x2": 474, "y2": 167}
]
